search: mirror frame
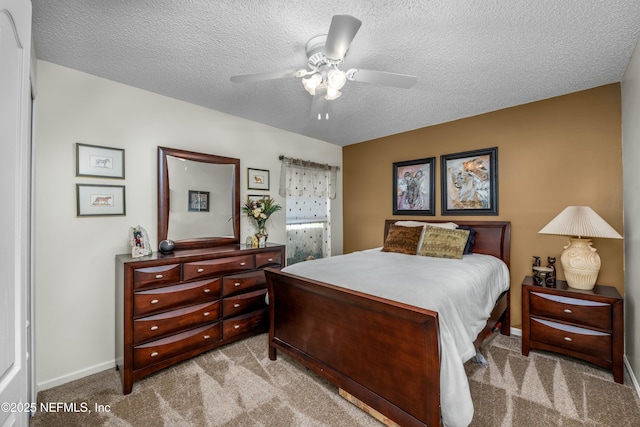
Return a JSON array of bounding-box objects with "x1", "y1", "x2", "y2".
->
[{"x1": 158, "y1": 146, "x2": 240, "y2": 250}]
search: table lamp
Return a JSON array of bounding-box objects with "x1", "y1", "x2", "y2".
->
[{"x1": 538, "y1": 206, "x2": 622, "y2": 290}]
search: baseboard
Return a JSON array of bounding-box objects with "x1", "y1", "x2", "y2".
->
[
  {"x1": 37, "y1": 359, "x2": 115, "y2": 392},
  {"x1": 510, "y1": 326, "x2": 522, "y2": 337},
  {"x1": 624, "y1": 355, "x2": 640, "y2": 397}
]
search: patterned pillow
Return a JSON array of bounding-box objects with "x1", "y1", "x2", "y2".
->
[
  {"x1": 419, "y1": 226, "x2": 470, "y2": 259},
  {"x1": 394, "y1": 221, "x2": 459, "y2": 253},
  {"x1": 382, "y1": 224, "x2": 423, "y2": 255}
]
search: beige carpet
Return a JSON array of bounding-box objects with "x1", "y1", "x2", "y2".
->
[{"x1": 31, "y1": 333, "x2": 640, "y2": 426}]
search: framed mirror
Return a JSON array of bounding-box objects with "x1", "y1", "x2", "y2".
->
[{"x1": 158, "y1": 147, "x2": 240, "y2": 250}]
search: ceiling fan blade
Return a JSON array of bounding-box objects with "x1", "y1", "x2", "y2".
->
[
  {"x1": 230, "y1": 69, "x2": 301, "y2": 83},
  {"x1": 346, "y1": 69, "x2": 417, "y2": 89},
  {"x1": 324, "y1": 15, "x2": 362, "y2": 61},
  {"x1": 311, "y1": 86, "x2": 329, "y2": 120}
]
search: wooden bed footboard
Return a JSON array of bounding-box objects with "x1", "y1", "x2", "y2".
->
[{"x1": 265, "y1": 268, "x2": 441, "y2": 427}]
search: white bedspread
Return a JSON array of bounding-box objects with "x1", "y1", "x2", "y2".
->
[{"x1": 282, "y1": 249, "x2": 510, "y2": 427}]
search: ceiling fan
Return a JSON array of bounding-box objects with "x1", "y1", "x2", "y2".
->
[{"x1": 230, "y1": 14, "x2": 417, "y2": 120}]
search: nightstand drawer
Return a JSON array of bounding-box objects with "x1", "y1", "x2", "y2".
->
[
  {"x1": 530, "y1": 291, "x2": 611, "y2": 330},
  {"x1": 531, "y1": 318, "x2": 611, "y2": 360}
]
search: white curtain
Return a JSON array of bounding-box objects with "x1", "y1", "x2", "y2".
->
[{"x1": 279, "y1": 157, "x2": 338, "y2": 199}]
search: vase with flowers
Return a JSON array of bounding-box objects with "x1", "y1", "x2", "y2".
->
[{"x1": 242, "y1": 197, "x2": 282, "y2": 247}]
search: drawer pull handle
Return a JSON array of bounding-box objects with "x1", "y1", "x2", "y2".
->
[
  {"x1": 203, "y1": 312, "x2": 210, "y2": 317},
  {"x1": 150, "y1": 325, "x2": 159, "y2": 331},
  {"x1": 564, "y1": 309, "x2": 572, "y2": 314},
  {"x1": 204, "y1": 335, "x2": 211, "y2": 340},
  {"x1": 197, "y1": 268, "x2": 205, "y2": 273},
  {"x1": 234, "y1": 282, "x2": 241, "y2": 287},
  {"x1": 151, "y1": 352, "x2": 159, "y2": 357},
  {"x1": 240, "y1": 262, "x2": 246, "y2": 266},
  {"x1": 204, "y1": 288, "x2": 211, "y2": 293},
  {"x1": 564, "y1": 337, "x2": 573, "y2": 342},
  {"x1": 234, "y1": 325, "x2": 240, "y2": 329},
  {"x1": 268, "y1": 258, "x2": 273, "y2": 262},
  {"x1": 234, "y1": 303, "x2": 240, "y2": 308},
  {"x1": 151, "y1": 299, "x2": 159, "y2": 304},
  {"x1": 155, "y1": 274, "x2": 163, "y2": 279}
]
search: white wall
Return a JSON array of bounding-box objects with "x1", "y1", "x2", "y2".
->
[
  {"x1": 622, "y1": 38, "x2": 640, "y2": 392},
  {"x1": 34, "y1": 60, "x2": 343, "y2": 389}
]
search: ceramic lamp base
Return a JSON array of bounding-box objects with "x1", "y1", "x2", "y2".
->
[{"x1": 560, "y1": 238, "x2": 600, "y2": 290}]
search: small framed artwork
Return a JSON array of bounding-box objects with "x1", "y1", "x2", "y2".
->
[
  {"x1": 393, "y1": 157, "x2": 436, "y2": 215},
  {"x1": 247, "y1": 168, "x2": 270, "y2": 190},
  {"x1": 440, "y1": 147, "x2": 498, "y2": 215},
  {"x1": 188, "y1": 190, "x2": 210, "y2": 212},
  {"x1": 76, "y1": 143, "x2": 125, "y2": 179},
  {"x1": 76, "y1": 184, "x2": 126, "y2": 216}
]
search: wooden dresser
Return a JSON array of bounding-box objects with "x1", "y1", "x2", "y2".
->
[
  {"x1": 115, "y1": 243, "x2": 285, "y2": 394},
  {"x1": 521, "y1": 275, "x2": 624, "y2": 383}
]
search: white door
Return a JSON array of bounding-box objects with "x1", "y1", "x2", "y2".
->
[{"x1": 0, "y1": 0, "x2": 32, "y2": 426}]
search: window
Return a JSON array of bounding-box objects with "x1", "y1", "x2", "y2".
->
[
  {"x1": 285, "y1": 195, "x2": 331, "y2": 265},
  {"x1": 279, "y1": 157, "x2": 338, "y2": 265}
]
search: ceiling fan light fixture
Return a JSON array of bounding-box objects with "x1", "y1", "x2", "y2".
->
[
  {"x1": 325, "y1": 86, "x2": 342, "y2": 100},
  {"x1": 302, "y1": 73, "x2": 322, "y2": 95},
  {"x1": 327, "y1": 68, "x2": 347, "y2": 90}
]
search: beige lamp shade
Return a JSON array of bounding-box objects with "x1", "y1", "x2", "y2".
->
[{"x1": 539, "y1": 206, "x2": 622, "y2": 290}]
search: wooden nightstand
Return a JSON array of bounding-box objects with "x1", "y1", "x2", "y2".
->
[{"x1": 521, "y1": 276, "x2": 624, "y2": 383}]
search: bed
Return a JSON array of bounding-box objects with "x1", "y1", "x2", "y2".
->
[{"x1": 264, "y1": 220, "x2": 511, "y2": 427}]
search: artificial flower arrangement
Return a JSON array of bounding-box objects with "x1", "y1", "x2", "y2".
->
[{"x1": 242, "y1": 197, "x2": 282, "y2": 238}]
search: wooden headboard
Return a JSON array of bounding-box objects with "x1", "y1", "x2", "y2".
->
[{"x1": 383, "y1": 219, "x2": 511, "y2": 268}]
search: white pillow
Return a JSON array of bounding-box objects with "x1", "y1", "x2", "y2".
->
[{"x1": 394, "y1": 221, "x2": 458, "y2": 254}]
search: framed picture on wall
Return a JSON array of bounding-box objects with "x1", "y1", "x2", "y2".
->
[
  {"x1": 392, "y1": 157, "x2": 436, "y2": 215},
  {"x1": 440, "y1": 147, "x2": 498, "y2": 215},
  {"x1": 247, "y1": 168, "x2": 270, "y2": 190},
  {"x1": 76, "y1": 143, "x2": 125, "y2": 179},
  {"x1": 76, "y1": 184, "x2": 126, "y2": 216}
]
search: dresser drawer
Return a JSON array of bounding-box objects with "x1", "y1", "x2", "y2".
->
[
  {"x1": 222, "y1": 270, "x2": 265, "y2": 297},
  {"x1": 530, "y1": 318, "x2": 611, "y2": 360},
  {"x1": 134, "y1": 278, "x2": 221, "y2": 316},
  {"x1": 222, "y1": 308, "x2": 268, "y2": 340},
  {"x1": 530, "y1": 292, "x2": 611, "y2": 330},
  {"x1": 133, "y1": 323, "x2": 220, "y2": 369},
  {"x1": 222, "y1": 289, "x2": 267, "y2": 319},
  {"x1": 133, "y1": 264, "x2": 181, "y2": 289},
  {"x1": 134, "y1": 300, "x2": 220, "y2": 344},
  {"x1": 183, "y1": 255, "x2": 255, "y2": 281},
  {"x1": 256, "y1": 251, "x2": 282, "y2": 268}
]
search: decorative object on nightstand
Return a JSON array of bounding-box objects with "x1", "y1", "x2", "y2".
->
[
  {"x1": 521, "y1": 276, "x2": 624, "y2": 383},
  {"x1": 538, "y1": 206, "x2": 622, "y2": 290}
]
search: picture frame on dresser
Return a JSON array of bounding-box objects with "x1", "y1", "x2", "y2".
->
[
  {"x1": 76, "y1": 143, "x2": 125, "y2": 179},
  {"x1": 392, "y1": 157, "x2": 436, "y2": 215},
  {"x1": 440, "y1": 147, "x2": 498, "y2": 215}
]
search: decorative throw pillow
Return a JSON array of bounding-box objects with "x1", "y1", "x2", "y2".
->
[
  {"x1": 419, "y1": 226, "x2": 470, "y2": 259},
  {"x1": 457, "y1": 226, "x2": 477, "y2": 254},
  {"x1": 395, "y1": 221, "x2": 459, "y2": 254},
  {"x1": 382, "y1": 224, "x2": 423, "y2": 255}
]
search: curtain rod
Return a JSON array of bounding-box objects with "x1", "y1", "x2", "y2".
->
[{"x1": 279, "y1": 155, "x2": 340, "y2": 170}]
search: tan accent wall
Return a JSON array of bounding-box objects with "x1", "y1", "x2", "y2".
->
[{"x1": 343, "y1": 84, "x2": 624, "y2": 329}]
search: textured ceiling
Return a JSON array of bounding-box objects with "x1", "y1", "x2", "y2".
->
[{"x1": 32, "y1": 0, "x2": 640, "y2": 146}]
